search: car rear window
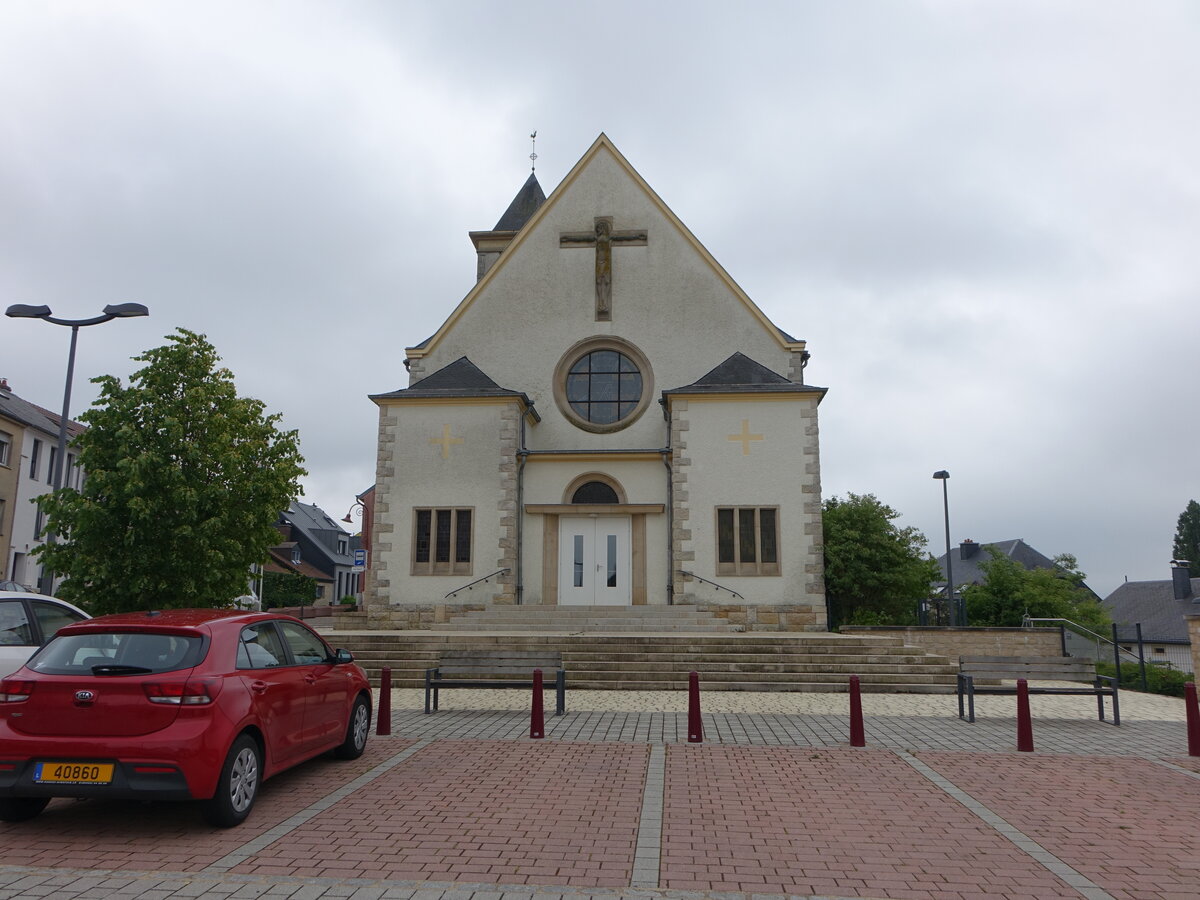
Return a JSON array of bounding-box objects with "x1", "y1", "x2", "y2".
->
[{"x1": 28, "y1": 631, "x2": 205, "y2": 675}]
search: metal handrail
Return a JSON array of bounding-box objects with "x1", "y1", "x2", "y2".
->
[
  {"x1": 445, "y1": 568, "x2": 510, "y2": 599},
  {"x1": 1022, "y1": 616, "x2": 1141, "y2": 664},
  {"x1": 676, "y1": 570, "x2": 744, "y2": 600}
]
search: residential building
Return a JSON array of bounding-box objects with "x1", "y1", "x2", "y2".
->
[
  {"x1": 0, "y1": 378, "x2": 84, "y2": 594},
  {"x1": 1104, "y1": 562, "x2": 1199, "y2": 673},
  {"x1": 269, "y1": 501, "x2": 358, "y2": 605}
]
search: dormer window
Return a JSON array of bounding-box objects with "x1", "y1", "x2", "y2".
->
[{"x1": 291, "y1": 548, "x2": 301, "y2": 566}]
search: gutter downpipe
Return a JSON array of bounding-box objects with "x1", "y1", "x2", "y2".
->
[
  {"x1": 663, "y1": 446, "x2": 673, "y2": 606},
  {"x1": 516, "y1": 416, "x2": 527, "y2": 605}
]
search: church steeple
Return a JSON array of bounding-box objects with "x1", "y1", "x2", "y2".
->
[
  {"x1": 493, "y1": 172, "x2": 546, "y2": 231},
  {"x1": 470, "y1": 172, "x2": 547, "y2": 281}
]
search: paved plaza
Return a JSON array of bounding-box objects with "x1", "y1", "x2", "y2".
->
[{"x1": 2, "y1": 688, "x2": 1198, "y2": 900}]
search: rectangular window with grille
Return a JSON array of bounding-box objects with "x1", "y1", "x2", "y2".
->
[
  {"x1": 412, "y1": 507, "x2": 473, "y2": 575},
  {"x1": 715, "y1": 506, "x2": 780, "y2": 576}
]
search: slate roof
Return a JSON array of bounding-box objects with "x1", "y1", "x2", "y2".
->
[
  {"x1": 276, "y1": 501, "x2": 353, "y2": 572},
  {"x1": 662, "y1": 352, "x2": 827, "y2": 397},
  {"x1": 0, "y1": 385, "x2": 84, "y2": 437},
  {"x1": 934, "y1": 538, "x2": 1099, "y2": 600},
  {"x1": 370, "y1": 356, "x2": 533, "y2": 404},
  {"x1": 492, "y1": 172, "x2": 546, "y2": 232},
  {"x1": 1104, "y1": 576, "x2": 1200, "y2": 643}
]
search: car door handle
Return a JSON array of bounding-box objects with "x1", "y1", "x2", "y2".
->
[
  {"x1": 250, "y1": 681, "x2": 268, "y2": 694},
  {"x1": 304, "y1": 674, "x2": 318, "y2": 684}
]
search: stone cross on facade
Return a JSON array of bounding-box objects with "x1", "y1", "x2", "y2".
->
[
  {"x1": 560, "y1": 216, "x2": 647, "y2": 320},
  {"x1": 430, "y1": 424, "x2": 464, "y2": 459},
  {"x1": 727, "y1": 419, "x2": 764, "y2": 455}
]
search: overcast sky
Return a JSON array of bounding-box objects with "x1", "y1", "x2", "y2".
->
[{"x1": 2, "y1": 1, "x2": 1197, "y2": 598}]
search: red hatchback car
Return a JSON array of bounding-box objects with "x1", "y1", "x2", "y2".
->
[{"x1": 0, "y1": 609, "x2": 371, "y2": 827}]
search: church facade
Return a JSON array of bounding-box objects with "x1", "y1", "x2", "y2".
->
[{"x1": 366, "y1": 135, "x2": 828, "y2": 631}]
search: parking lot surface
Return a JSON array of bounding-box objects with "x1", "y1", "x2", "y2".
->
[{"x1": 2, "y1": 688, "x2": 1197, "y2": 900}]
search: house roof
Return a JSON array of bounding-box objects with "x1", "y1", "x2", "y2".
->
[
  {"x1": 492, "y1": 172, "x2": 546, "y2": 231},
  {"x1": 0, "y1": 385, "x2": 85, "y2": 438},
  {"x1": 1104, "y1": 576, "x2": 1200, "y2": 643},
  {"x1": 276, "y1": 501, "x2": 353, "y2": 573},
  {"x1": 264, "y1": 547, "x2": 333, "y2": 583},
  {"x1": 662, "y1": 352, "x2": 827, "y2": 399}
]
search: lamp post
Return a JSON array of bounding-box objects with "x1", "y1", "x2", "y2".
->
[
  {"x1": 932, "y1": 470, "x2": 963, "y2": 625},
  {"x1": 5, "y1": 302, "x2": 149, "y2": 592}
]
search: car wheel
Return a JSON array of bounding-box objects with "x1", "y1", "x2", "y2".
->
[
  {"x1": 202, "y1": 733, "x2": 261, "y2": 828},
  {"x1": 0, "y1": 797, "x2": 50, "y2": 822},
  {"x1": 333, "y1": 694, "x2": 371, "y2": 760}
]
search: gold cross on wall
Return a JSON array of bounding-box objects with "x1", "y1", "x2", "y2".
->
[
  {"x1": 429, "y1": 424, "x2": 464, "y2": 459},
  {"x1": 727, "y1": 419, "x2": 764, "y2": 455},
  {"x1": 560, "y1": 216, "x2": 647, "y2": 321}
]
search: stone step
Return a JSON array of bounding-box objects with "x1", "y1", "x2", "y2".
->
[
  {"x1": 434, "y1": 624, "x2": 729, "y2": 628},
  {"x1": 331, "y1": 629, "x2": 958, "y2": 693},
  {"x1": 333, "y1": 634, "x2": 912, "y2": 650},
  {"x1": 345, "y1": 652, "x2": 945, "y2": 672}
]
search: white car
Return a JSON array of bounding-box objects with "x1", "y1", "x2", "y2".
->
[{"x1": 0, "y1": 592, "x2": 90, "y2": 676}]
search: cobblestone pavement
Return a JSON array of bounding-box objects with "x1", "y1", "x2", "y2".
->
[{"x1": 2, "y1": 689, "x2": 1198, "y2": 900}]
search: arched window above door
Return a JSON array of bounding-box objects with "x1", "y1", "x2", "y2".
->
[{"x1": 571, "y1": 481, "x2": 620, "y2": 504}]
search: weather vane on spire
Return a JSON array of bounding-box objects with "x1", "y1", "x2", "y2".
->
[{"x1": 530, "y1": 130, "x2": 537, "y2": 171}]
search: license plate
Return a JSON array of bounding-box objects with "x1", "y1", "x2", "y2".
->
[{"x1": 34, "y1": 762, "x2": 114, "y2": 785}]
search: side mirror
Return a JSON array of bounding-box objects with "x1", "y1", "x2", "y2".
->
[{"x1": 334, "y1": 648, "x2": 354, "y2": 664}]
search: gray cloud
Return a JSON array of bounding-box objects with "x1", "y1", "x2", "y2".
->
[{"x1": 2, "y1": 0, "x2": 1197, "y2": 597}]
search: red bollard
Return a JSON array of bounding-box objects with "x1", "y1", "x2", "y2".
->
[
  {"x1": 1185, "y1": 682, "x2": 1200, "y2": 757},
  {"x1": 849, "y1": 675, "x2": 865, "y2": 747},
  {"x1": 530, "y1": 668, "x2": 545, "y2": 739},
  {"x1": 1016, "y1": 678, "x2": 1034, "y2": 752},
  {"x1": 377, "y1": 666, "x2": 392, "y2": 736},
  {"x1": 687, "y1": 671, "x2": 703, "y2": 743}
]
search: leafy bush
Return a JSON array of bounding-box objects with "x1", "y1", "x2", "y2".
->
[
  {"x1": 1096, "y1": 660, "x2": 1191, "y2": 698},
  {"x1": 261, "y1": 571, "x2": 317, "y2": 609}
]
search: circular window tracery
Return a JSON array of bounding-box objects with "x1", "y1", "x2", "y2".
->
[
  {"x1": 553, "y1": 337, "x2": 653, "y2": 433},
  {"x1": 566, "y1": 350, "x2": 642, "y2": 425}
]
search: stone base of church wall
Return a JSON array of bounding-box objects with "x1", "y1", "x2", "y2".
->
[
  {"x1": 684, "y1": 600, "x2": 829, "y2": 633},
  {"x1": 359, "y1": 602, "x2": 492, "y2": 630}
]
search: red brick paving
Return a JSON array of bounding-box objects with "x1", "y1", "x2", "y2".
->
[
  {"x1": 0, "y1": 741, "x2": 411, "y2": 872},
  {"x1": 919, "y1": 752, "x2": 1200, "y2": 900},
  {"x1": 660, "y1": 745, "x2": 1082, "y2": 898},
  {"x1": 231, "y1": 740, "x2": 648, "y2": 887}
]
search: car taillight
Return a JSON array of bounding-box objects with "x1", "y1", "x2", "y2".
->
[
  {"x1": 143, "y1": 678, "x2": 220, "y2": 705},
  {"x1": 0, "y1": 680, "x2": 33, "y2": 702}
]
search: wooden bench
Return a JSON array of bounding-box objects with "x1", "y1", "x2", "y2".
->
[
  {"x1": 424, "y1": 650, "x2": 566, "y2": 715},
  {"x1": 957, "y1": 655, "x2": 1119, "y2": 726}
]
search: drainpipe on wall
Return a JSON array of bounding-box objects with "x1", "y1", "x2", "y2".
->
[
  {"x1": 663, "y1": 446, "x2": 673, "y2": 606},
  {"x1": 516, "y1": 417, "x2": 527, "y2": 605}
]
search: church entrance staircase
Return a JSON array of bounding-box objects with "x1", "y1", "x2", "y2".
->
[{"x1": 332, "y1": 605, "x2": 958, "y2": 693}]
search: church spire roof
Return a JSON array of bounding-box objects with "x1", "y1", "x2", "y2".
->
[{"x1": 492, "y1": 172, "x2": 546, "y2": 231}]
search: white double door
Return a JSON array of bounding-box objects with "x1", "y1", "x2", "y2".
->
[{"x1": 558, "y1": 516, "x2": 631, "y2": 606}]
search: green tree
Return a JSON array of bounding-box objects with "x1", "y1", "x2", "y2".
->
[
  {"x1": 962, "y1": 549, "x2": 1110, "y2": 633},
  {"x1": 35, "y1": 329, "x2": 306, "y2": 613},
  {"x1": 1172, "y1": 499, "x2": 1200, "y2": 564},
  {"x1": 822, "y1": 493, "x2": 940, "y2": 627}
]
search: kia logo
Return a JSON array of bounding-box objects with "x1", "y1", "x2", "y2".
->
[{"x1": 74, "y1": 690, "x2": 96, "y2": 703}]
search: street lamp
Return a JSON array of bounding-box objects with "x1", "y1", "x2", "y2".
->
[
  {"x1": 6, "y1": 302, "x2": 149, "y2": 592},
  {"x1": 932, "y1": 470, "x2": 964, "y2": 626}
]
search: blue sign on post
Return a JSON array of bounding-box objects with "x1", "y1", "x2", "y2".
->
[{"x1": 353, "y1": 549, "x2": 366, "y2": 568}]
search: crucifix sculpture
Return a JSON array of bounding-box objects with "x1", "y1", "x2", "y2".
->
[{"x1": 560, "y1": 216, "x2": 647, "y2": 320}]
